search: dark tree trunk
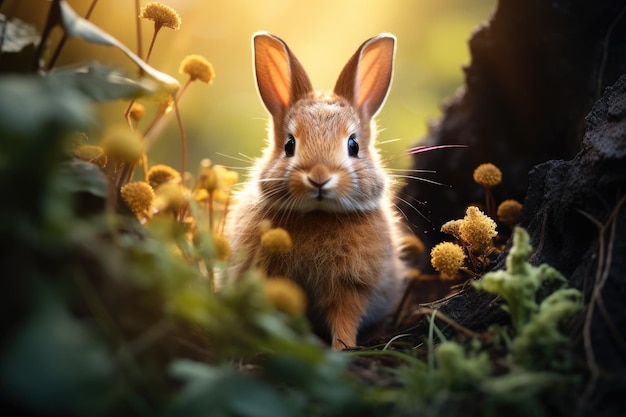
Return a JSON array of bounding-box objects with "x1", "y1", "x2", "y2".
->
[
  {"x1": 400, "y1": 0, "x2": 626, "y2": 253},
  {"x1": 398, "y1": 1, "x2": 626, "y2": 415}
]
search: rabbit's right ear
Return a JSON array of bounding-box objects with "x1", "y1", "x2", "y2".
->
[{"x1": 253, "y1": 32, "x2": 313, "y2": 121}]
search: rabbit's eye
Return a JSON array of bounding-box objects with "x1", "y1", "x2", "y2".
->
[
  {"x1": 285, "y1": 134, "x2": 296, "y2": 157},
  {"x1": 348, "y1": 134, "x2": 359, "y2": 157}
]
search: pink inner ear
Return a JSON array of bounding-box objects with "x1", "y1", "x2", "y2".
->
[
  {"x1": 255, "y1": 35, "x2": 293, "y2": 117},
  {"x1": 355, "y1": 38, "x2": 394, "y2": 117}
]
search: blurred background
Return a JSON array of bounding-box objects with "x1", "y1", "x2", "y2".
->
[{"x1": 7, "y1": 0, "x2": 494, "y2": 172}]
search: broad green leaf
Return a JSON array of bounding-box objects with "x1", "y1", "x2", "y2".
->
[
  {"x1": 55, "y1": 158, "x2": 108, "y2": 199},
  {"x1": 0, "y1": 280, "x2": 114, "y2": 415},
  {"x1": 50, "y1": 62, "x2": 158, "y2": 101}
]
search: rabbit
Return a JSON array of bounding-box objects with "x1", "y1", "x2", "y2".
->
[{"x1": 226, "y1": 31, "x2": 405, "y2": 350}]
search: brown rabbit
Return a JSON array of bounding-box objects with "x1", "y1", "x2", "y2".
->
[{"x1": 226, "y1": 31, "x2": 404, "y2": 349}]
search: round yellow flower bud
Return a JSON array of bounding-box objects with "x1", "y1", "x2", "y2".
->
[
  {"x1": 120, "y1": 181, "x2": 154, "y2": 218},
  {"x1": 139, "y1": 2, "x2": 181, "y2": 30},
  {"x1": 473, "y1": 163, "x2": 502, "y2": 188},
  {"x1": 430, "y1": 242, "x2": 466, "y2": 280},
  {"x1": 74, "y1": 145, "x2": 107, "y2": 169},
  {"x1": 179, "y1": 55, "x2": 215, "y2": 84},
  {"x1": 129, "y1": 103, "x2": 145, "y2": 122},
  {"x1": 258, "y1": 219, "x2": 273, "y2": 235},
  {"x1": 212, "y1": 233, "x2": 231, "y2": 261},
  {"x1": 147, "y1": 164, "x2": 180, "y2": 189},
  {"x1": 497, "y1": 199, "x2": 523, "y2": 226},
  {"x1": 261, "y1": 228, "x2": 292, "y2": 254},
  {"x1": 101, "y1": 125, "x2": 143, "y2": 164},
  {"x1": 264, "y1": 277, "x2": 307, "y2": 316},
  {"x1": 154, "y1": 183, "x2": 187, "y2": 212}
]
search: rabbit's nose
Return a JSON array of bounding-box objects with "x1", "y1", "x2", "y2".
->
[
  {"x1": 307, "y1": 177, "x2": 330, "y2": 189},
  {"x1": 307, "y1": 165, "x2": 332, "y2": 189}
]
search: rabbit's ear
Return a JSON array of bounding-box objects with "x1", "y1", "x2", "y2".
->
[
  {"x1": 253, "y1": 31, "x2": 313, "y2": 120},
  {"x1": 334, "y1": 34, "x2": 395, "y2": 119}
]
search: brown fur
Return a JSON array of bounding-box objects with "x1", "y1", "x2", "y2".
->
[{"x1": 226, "y1": 32, "x2": 404, "y2": 349}]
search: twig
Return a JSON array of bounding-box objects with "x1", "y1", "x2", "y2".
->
[
  {"x1": 578, "y1": 195, "x2": 626, "y2": 413},
  {"x1": 596, "y1": 4, "x2": 626, "y2": 98},
  {"x1": 47, "y1": 0, "x2": 99, "y2": 71}
]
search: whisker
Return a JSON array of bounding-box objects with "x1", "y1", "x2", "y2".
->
[
  {"x1": 390, "y1": 174, "x2": 451, "y2": 188},
  {"x1": 378, "y1": 137, "x2": 402, "y2": 145},
  {"x1": 407, "y1": 144, "x2": 468, "y2": 155},
  {"x1": 215, "y1": 152, "x2": 255, "y2": 164},
  {"x1": 395, "y1": 195, "x2": 430, "y2": 223},
  {"x1": 387, "y1": 168, "x2": 436, "y2": 174}
]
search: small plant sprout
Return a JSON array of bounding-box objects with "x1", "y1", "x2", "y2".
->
[
  {"x1": 474, "y1": 227, "x2": 582, "y2": 369},
  {"x1": 430, "y1": 241, "x2": 466, "y2": 280},
  {"x1": 264, "y1": 277, "x2": 307, "y2": 317},
  {"x1": 473, "y1": 162, "x2": 502, "y2": 219}
]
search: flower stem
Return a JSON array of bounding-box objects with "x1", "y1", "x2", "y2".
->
[{"x1": 173, "y1": 99, "x2": 187, "y2": 179}]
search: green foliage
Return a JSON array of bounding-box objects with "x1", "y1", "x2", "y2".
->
[{"x1": 474, "y1": 227, "x2": 583, "y2": 369}]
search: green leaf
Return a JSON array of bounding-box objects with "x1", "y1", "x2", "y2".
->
[
  {"x1": 54, "y1": 158, "x2": 108, "y2": 199},
  {"x1": 0, "y1": 280, "x2": 115, "y2": 415},
  {"x1": 166, "y1": 360, "x2": 294, "y2": 417},
  {"x1": 49, "y1": 62, "x2": 159, "y2": 101},
  {"x1": 0, "y1": 74, "x2": 92, "y2": 137}
]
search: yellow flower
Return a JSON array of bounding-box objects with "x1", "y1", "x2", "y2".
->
[
  {"x1": 139, "y1": 2, "x2": 181, "y2": 30},
  {"x1": 120, "y1": 181, "x2": 154, "y2": 218},
  {"x1": 198, "y1": 159, "x2": 219, "y2": 192},
  {"x1": 258, "y1": 219, "x2": 273, "y2": 235},
  {"x1": 264, "y1": 277, "x2": 307, "y2": 316},
  {"x1": 441, "y1": 219, "x2": 463, "y2": 238},
  {"x1": 212, "y1": 233, "x2": 231, "y2": 261},
  {"x1": 473, "y1": 163, "x2": 502, "y2": 188},
  {"x1": 398, "y1": 234, "x2": 426, "y2": 258},
  {"x1": 180, "y1": 55, "x2": 215, "y2": 84},
  {"x1": 100, "y1": 125, "x2": 143, "y2": 164},
  {"x1": 459, "y1": 206, "x2": 497, "y2": 255},
  {"x1": 497, "y1": 199, "x2": 523, "y2": 226},
  {"x1": 154, "y1": 183, "x2": 187, "y2": 212},
  {"x1": 221, "y1": 169, "x2": 239, "y2": 187},
  {"x1": 74, "y1": 145, "x2": 107, "y2": 168},
  {"x1": 261, "y1": 228, "x2": 292, "y2": 254},
  {"x1": 147, "y1": 164, "x2": 180, "y2": 189},
  {"x1": 430, "y1": 242, "x2": 466, "y2": 280},
  {"x1": 129, "y1": 102, "x2": 145, "y2": 122}
]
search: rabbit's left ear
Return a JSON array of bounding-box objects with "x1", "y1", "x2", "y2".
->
[
  {"x1": 253, "y1": 31, "x2": 313, "y2": 122},
  {"x1": 334, "y1": 34, "x2": 396, "y2": 119}
]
